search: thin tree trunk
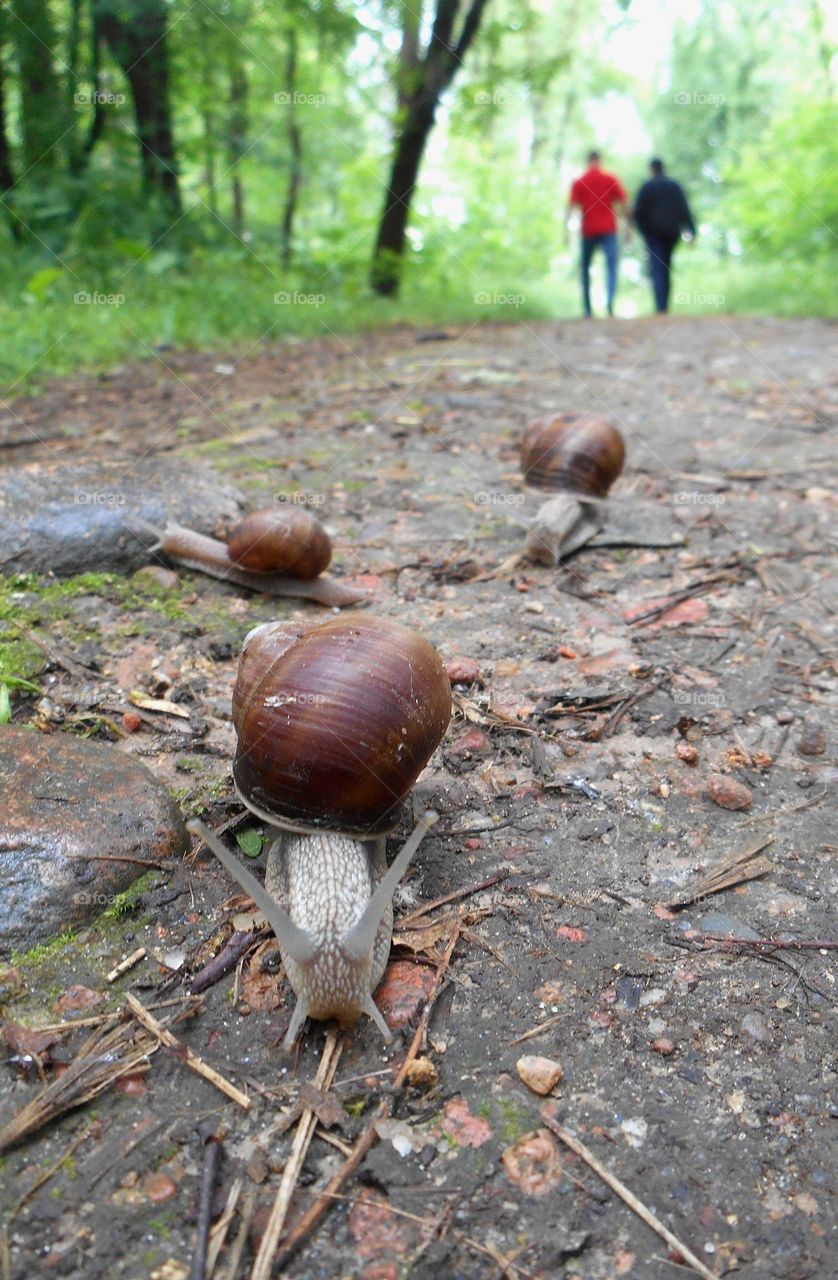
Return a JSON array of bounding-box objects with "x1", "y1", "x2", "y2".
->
[
  {"x1": 280, "y1": 28, "x2": 302, "y2": 267},
  {"x1": 371, "y1": 0, "x2": 490, "y2": 297},
  {"x1": 228, "y1": 57, "x2": 247, "y2": 238},
  {"x1": 197, "y1": 1, "x2": 217, "y2": 216},
  {"x1": 68, "y1": 0, "x2": 107, "y2": 179},
  {"x1": 11, "y1": 0, "x2": 66, "y2": 174},
  {"x1": 95, "y1": 0, "x2": 181, "y2": 222},
  {"x1": 0, "y1": 17, "x2": 21, "y2": 239}
]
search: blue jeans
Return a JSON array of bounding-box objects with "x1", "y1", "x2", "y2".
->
[
  {"x1": 644, "y1": 235, "x2": 677, "y2": 312},
  {"x1": 580, "y1": 233, "x2": 618, "y2": 316}
]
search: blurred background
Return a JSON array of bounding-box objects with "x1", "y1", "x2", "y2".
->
[{"x1": 0, "y1": 0, "x2": 835, "y2": 388}]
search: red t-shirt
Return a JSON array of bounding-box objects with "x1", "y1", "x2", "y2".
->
[{"x1": 570, "y1": 168, "x2": 627, "y2": 237}]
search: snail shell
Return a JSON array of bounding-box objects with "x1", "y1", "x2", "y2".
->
[
  {"x1": 232, "y1": 614, "x2": 452, "y2": 835},
  {"x1": 227, "y1": 507, "x2": 332, "y2": 579},
  {"x1": 521, "y1": 413, "x2": 625, "y2": 497}
]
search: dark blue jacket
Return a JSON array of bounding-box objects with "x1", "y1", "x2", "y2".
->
[{"x1": 634, "y1": 176, "x2": 696, "y2": 241}]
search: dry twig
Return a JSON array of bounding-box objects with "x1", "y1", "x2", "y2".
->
[
  {"x1": 125, "y1": 994, "x2": 250, "y2": 1110},
  {"x1": 542, "y1": 1111, "x2": 718, "y2": 1280},
  {"x1": 393, "y1": 914, "x2": 463, "y2": 1091},
  {"x1": 249, "y1": 1029, "x2": 343, "y2": 1280},
  {"x1": 272, "y1": 1099, "x2": 389, "y2": 1270}
]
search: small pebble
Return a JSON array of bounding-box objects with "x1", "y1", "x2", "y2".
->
[
  {"x1": 676, "y1": 742, "x2": 698, "y2": 766},
  {"x1": 706, "y1": 774, "x2": 753, "y2": 810},
  {"x1": 445, "y1": 656, "x2": 481, "y2": 687},
  {"x1": 516, "y1": 1054, "x2": 563, "y2": 1096},
  {"x1": 741, "y1": 1012, "x2": 772, "y2": 1043},
  {"x1": 122, "y1": 711, "x2": 143, "y2": 733},
  {"x1": 651, "y1": 1038, "x2": 676, "y2": 1056},
  {"x1": 798, "y1": 722, "x2": 826, "y2": 756}
]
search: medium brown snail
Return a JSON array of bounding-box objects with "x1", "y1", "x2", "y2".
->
[
  {"x1": 155, "y1": 507, "x2": 366, "y2": 607},
  {"x1": 520, "y1": 414, "x2": 625, "y2": 565},
  {"x1": 189, "y1": 613, "x2": 452, "y2": 1048}
]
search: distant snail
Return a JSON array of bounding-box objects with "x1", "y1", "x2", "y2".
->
[
  {"x1": 189, "y1": 613, "x2": 452, "y2": 1047},
  {"x1": 520, "y1": 414, "x2": 625, "y2": 565},
  {"x1": 155, "y1": 507, "x2": 366, "y2": 607}
]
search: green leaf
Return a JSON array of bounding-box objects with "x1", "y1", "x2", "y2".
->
[
  {"x1": 236, "y1": 828, "x2": 264, "y2": 859},
  {"x1": 0, "y1": 686, "x2": 10, "y2": 724},
  {"x1": 24, "y1": 268, "x2": 64, "y2": 302}
]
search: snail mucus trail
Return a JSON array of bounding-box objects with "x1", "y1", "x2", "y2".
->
[{"x1": 190, "y1": 613, "x2": 452, "y2": 1048}]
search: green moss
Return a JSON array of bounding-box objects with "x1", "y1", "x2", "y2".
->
[
  {"x1": 12, "y1": 930, "x2": 78, "y2": 968},
  {"x1": 493, "y1": 1098, "x2": 532, "y2": 1143},
  {"x1": 100, "y1": 871, "x2": 157, "y2": 921}
]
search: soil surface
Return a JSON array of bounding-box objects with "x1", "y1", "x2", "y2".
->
[{"x1": 0, "y1": 316, "x2": 836, "y2": 1280}]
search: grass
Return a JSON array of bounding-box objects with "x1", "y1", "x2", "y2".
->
[{"x1": 0, "y1": 240, "x2": 832, "y2": 394}]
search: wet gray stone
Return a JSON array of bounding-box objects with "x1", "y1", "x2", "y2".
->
[
  {"x1": 0, "y1": 461, "x2": 244, "y2": 577},
  {"x1": 695, "y1": 911, "x2": 762, "y2": 941},
  {"x1": 741, "y1": 1012, "x2": 773, "y2": 1043},
  {"x1": 0, "y1": 726, "x2": 188, "y2": 952}
]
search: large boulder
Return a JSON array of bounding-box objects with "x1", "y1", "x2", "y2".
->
[
  {"x1": 0, "y1": 461, "x2": 244, "y2": 577},
  {"x1": 0, "y1": 726, "x2": 188, "y2": 952}
]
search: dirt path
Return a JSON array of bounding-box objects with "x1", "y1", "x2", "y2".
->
[{"x1": 1, "y1": 316, "x2": 836, "y2": 1280}]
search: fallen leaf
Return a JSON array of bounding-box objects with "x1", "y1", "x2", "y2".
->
[
  {"x1": 53, "y1": 985, "x2": 106, "y2": 1014},
  {"x1": 501, "y1": 1129, "x2": 563, "y2": 1196},
  {"x1": 128, "y1": 690, "x2": 190, "y2": 718},
  {"x1": 348, "y1": 1189, "x2": 416, "y2": 1259},
  {"x1": 555, "y1": 925, "x2": 587, "y2": 943},
  {"x1": 375, "y1": 960, "x2": 435, "y2": 1029},
  {"x1": 440, "y1": 1096, "x2": 492, "y2": 1148}
]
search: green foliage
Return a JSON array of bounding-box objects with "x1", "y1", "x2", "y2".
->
[
  {"x1": 725, "y1": 100, "x2": 838, "y2": 258},
  {"x1": 0, "y1": 0, "x2": 831, "y2": 390},
  {"x1": 236, "y1": 829, "x2": 264, "y2": 859}
]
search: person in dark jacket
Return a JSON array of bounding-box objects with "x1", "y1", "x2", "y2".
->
[{"x1": 633, "y1": 158, "x2": 696, "y2": 313}]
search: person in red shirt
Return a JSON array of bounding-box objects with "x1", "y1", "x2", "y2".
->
[{"x1": 567, "y1": 151, "x2": 630, "y2": 318}]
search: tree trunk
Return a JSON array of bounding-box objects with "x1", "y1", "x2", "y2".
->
[
  {"x1": 227, "y1": 57, "x2": 247, "y2": 238},
  {"x1": 0, "y1": 17, "x2": 20, "y2": 239},
  {"x1": 11, "y1": 0, "x2": 65, "y2": 174},
  {"x1": 68, "y1": 0, "x2": 107, "y2": 179},
  {"x1": 280, "y1": 28, "x2": 302, "y2": 268},
  {"x1": 94, "y1": 0, "x2": 181, "y2": 222},
  {"x1": 197, "y1": 1, "x2": 217, "y2": 216},
  {"x1": 370, "y1": 102, "x2": 435, "y2": 295},
  {"x1": 370, "y1": 0, "x2": 490, "y2": 297}
]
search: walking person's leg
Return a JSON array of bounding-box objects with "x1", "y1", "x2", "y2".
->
[
  {"x1": 602, "y1": 233, "x2": 618, "y2": 316},
  {"x1": 660, "y1": 238, "x2": 676, "y2": 312},
  {"x1": 645, "y1": 235, "x2": 668, "y2": 313},
  {"x1": 580, "y1": 237, "x2": 595, "y2": 317}
]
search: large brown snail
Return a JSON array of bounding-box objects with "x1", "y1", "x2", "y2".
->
[
  {"x1": 154, "y1": 507, "x2": 366, "y2": 607},
  {"x1": 520, "y1": 414, "x2": 625, "y2": 565},
  {"x1": 189, "y1": 613, "x2": 452, "y2": 1048}
]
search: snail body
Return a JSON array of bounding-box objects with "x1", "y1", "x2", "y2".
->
[
  {"x1": 190, "y1": 613, "x2": 451, "y2": 1047},
  {"x1": 157, "y1": 507, "x2": 365, "y2": 607},
  {"x1": 520, "y1": 414, "x2": 625, "y2": 565}
]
